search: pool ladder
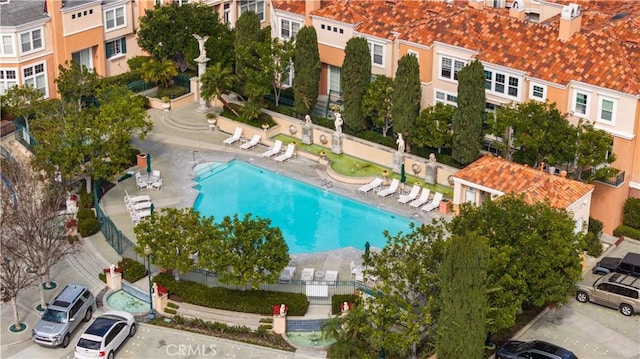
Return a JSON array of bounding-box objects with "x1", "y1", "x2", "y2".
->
[{"x1": 320, "y1": 178, "x2": 333, "y2": 188}]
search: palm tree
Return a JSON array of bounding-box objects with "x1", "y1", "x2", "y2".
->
[
  {"x1": 321, "y1": 311, "x2": 367, "y2": 359},
  {"x1": 200, "y1": 62, "x2": 237, "y2": 114},
  {"x1": 141, "y1": 58, "x2": 178, "y2": 88}
]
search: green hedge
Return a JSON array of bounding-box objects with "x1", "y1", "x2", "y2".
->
[
  {"x1": 118, "y1": 257, "x2": 147, "y2": 283},
  {"x1": 613, "y1": 225, "x2": 640, "y2": 240},
  {"x1": 157, "y1": 86, "x2": 188, "y2": 100},
  {"x1": 152, "y1": 272, "x2": 308, "y2": 316},
  {"x1": 584, "y1": 217, "x2": 604, "y2": 257},
  {"x1": 77, "y1": 208, "x2": 100, "y2": 237},
  {"x1": 622, "y1": 198, "x2": 640, "y2": 229}
]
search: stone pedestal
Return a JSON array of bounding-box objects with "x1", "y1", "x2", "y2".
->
[
  {"x1": 302, "y1": 125, "x2": 313, "y2": 145},
  {"x1": 424, "y1": 164, "x2": 438, "y2": 185},
  {"x1": 331, "y1": 133, "x2": 343, "y2": 154},
  {"x1": 392, "y1": 153, "x2": 405, "y2": 173},
  {"x1": 106, "y1": 272, "x2": 122, "y2": 291},
  {"x1": 195, "y1": 56, "x2": 210, "y2": 113},
  {"x1": 152, "y1": 292, "x2": 168, "y2": 314},
  {"x1": 273, "y1": 315, "x2": 286, "y2": 334}
]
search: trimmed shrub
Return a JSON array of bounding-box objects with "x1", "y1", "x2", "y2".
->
[
  {"x1": 164, "y1": 307, "x2": 177, "y2": 315},
  {"x1": 588, "y1": 217, "x2": 604, "y2": 238},
  {"x1": 118, "y1": 257, "x2": 147, "y2": 283},
  {"x1": 77, "y1": 208, "x2": 94, "y2": 221},
  {"x1": 78, "y1": 191, "x2": 94, "y2": 209},
  {"x1": 79, "y1": 217, "x2": 100, "y2": 237},
  {"x1": 584, "y1": 232, "x2": 603, "y2": 257},
  {"x1": 156, "y1": 86, "x2": 188, "y2": 100},
  {"x1": 622, "y1": 198, "x2": 640, "y2": 229},
  {"x1": 613, "y1": 225, "x2": 640, "y2": 240},
  {"x1": 167, "y1": 302, "x2": 179, "y2": 309},
  {"x1": 98, "y1": 272, "x2": 106, "y2": 283}
]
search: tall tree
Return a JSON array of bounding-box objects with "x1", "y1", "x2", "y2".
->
[
  {"x1": 0, "y1": 159, "x2": 80, "y2": 313},
  {"x1": 392, "y1": 54, "x2": 421, "y2": 150},
  {"x1": 0, "y1": 240, "x2": 37, "y2": 331},
  {"x1": 1, "y1": 85, "x2": 44, "y2": 139},
  {"x1": 341, "y1": 37, "x2": 371, "y2": 132},
  {"x1": 321, "y1": 301, "x2": 370, "y2": 358},
  {"x1": 574, "y1": 120, "x2": 617, "y2": 182},
  {"x1": 452, "y1": 59, "x2": 485, "y2": 165},
  {"x1": 55, "y1": 62, "x2": 100, "y2": 109},
  {"x1": 436, "y1": 232, "x2": 489, "y2": 359},
  {"x1": 363, "y1": 222, "x2": 448, "y2": 358},
  {"x1": 134, "y1": 207, "x2": 217, "y2": 281},
  {"x1": 362, "y1": 75, "x2": 394, "y2": 137},
  {"x1": 449, "y1": 194, "x2": 584, "y2": 332},
  {"x1": 198, "y1": 213, "x2": 290, "y2": 289},
  {"x1": 268, "y1": 37, "x2": 295, "y2": 106},
  {"x1": 234, "y1": 11, "x2": 262, "y2": 84},
  {"x1": 293, "y1": 26, "x2": 321, "y2": 116},
  {"x1": 137, "y1": 3, "x2": 232, "y2": 72},
  {"x1": 413, "y1": 103, "x2": 456, "y2": 153}
]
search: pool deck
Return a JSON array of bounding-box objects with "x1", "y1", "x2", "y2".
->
[{"x1": 105, "y1": 102, "x2": 449, "y2": 287}]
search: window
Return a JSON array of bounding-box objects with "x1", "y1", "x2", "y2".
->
[
  {"x1": 22, "y1": 63, "x2": 47, "y2": 96},
  {"x1": 368, "y1": 42, "x2": 384, "y2": 66},
  {"x1": 105, "y1": 38, "x2": 126, "y2": 59},
  {"x1": 72, "y1": 48, "x2": 92, "y2": 71},
  {"x1": 223, "y1": 3, "x2": 231, "y2": 24},
  {"x1": 281, "y1": 65, "x2": 294, "y2": 87},
  {"x1": 495, "y1": 73, "x2": 505, "y2": 93},
  {"x1": 1, "y1": 34, "x2": 14, "y2": 56},
  {"x1": 328, "y1": 65, "x2": 341, "y2": 94},
  {"x1": 280, "y1": 19, "x2": 300, "y2": 40},
  {"x1": 465, "y1": 190, "x2": 476, "y2": 204},
  {"x1": 407, "y1": 50, "x2": 418, "y2": 59},
  {"x1": 19, "y1": 28, "x2": 43, "y2": 54},
  {"x1": 484, "y1": 70, "x2": 492, "y2": 90},
  {"x1": 508, "y1": 77, "x2": 518, "y2": 96},
  {"x1": 529, "y1": 83, "x2": 546, "y2": 101},
  {"x1": 573, "y1": 91, "x2": 588, "y2": 116},
  {"x1": 484, "y1": 70, "x2": 520, "y2": 98},
  {"x1": 435, "y1": 90, "x2": 457, "y2": 106},
  {"x1": 0, "y1": 69, "x2": 18, "y2": 95},
  {"x1": 104, "y1": 6, "x2": 125, "y2": 30},
  {"x1": 239, "y1": 0, "x2": 264, "y2": 21},
  {"x1": 440, "y1": 56, "x2": 465, "y2": 81},
  {"x1": 598, "y1": 96, "x2": 616, "y2": 123}
]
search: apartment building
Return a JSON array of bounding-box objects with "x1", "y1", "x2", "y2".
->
[{"x1": 270, "y1": 0, "x2": 640, "y2": 234}]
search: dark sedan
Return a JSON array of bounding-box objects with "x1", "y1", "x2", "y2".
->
[{"x1": 496, "y1": 340, "x2": 578, "y2": 359}]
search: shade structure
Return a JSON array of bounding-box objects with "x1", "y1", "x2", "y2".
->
[
  {"x1": 146, "y1": 153, "x2": 152, "y2": 174},
  {"x1": 364, "y1": 241, "x2": 370, "y2": 262},
  {"x1": 400, "y1": 163, "x2": 406, "y2": 183},
  {"x1": 150, "y1": 203, "x2": 155, "y2": 215}
]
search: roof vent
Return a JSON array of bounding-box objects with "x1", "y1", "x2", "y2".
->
[
  {"x1": 561, "y1": 3, "x2": 580, "y2": 20},
  {"x1": 611, "y1": 12, "x2": 628, "y2": 21}
]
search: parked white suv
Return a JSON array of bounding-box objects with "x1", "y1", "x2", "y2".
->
[
  {"x1": 74, "y1": 310, "x2": 136, "y2": 359},
  {"x1": 576, "y1": 273, "x2": 640, "y2": 316}
]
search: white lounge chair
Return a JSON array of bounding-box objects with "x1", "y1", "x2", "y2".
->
[
  {"x1": 350, "y1": 261, "x2": 364, "y2": 277},
  {"x1": 409, "y1": 189, "x2": 431, "y2": 208},
  {"x1": 131, "y1": 209, "x2": 152, "y2": 224},
  {"x1": 274, "y1": 143, "x2": 296, "y2": 162},
  {"x1": 124, "y1": 194, "x2": 151, "y2": 205},
  {"x1": 377, "y1": 178, "x2": 400, "y2": 197},
  {"x1": 239, "y1": 134, "x2": 261, "y2": 150},
  {"x1": 128, "y1": 201, "x2": 152, "y2": 212},
  {"x1": 151, "y1": 177, "x2": 163, "y2": 191},
  {"x1": 422, "y1": 192, "x2": 443, "y2": 212},
  {"x1": 300, "y1": 268, "x2": 315, "y2": 282},
  {"x1": 279, "y1": 266, "x2": 296, "y2": 283},
  {"x1": 223, "y1": 127, "x2": 242, "y2": 146},
  {"x1": 261, "y1": 140, "x2": 283, "y2": 158},
  {"x1": 324, "y1": 270, "x2": 339, "y2": 286},
  {"x1": 358, "y1": 178, "x2": 383, "y2": 194},
  {"x1": 398, "y1": 184, "x2": 421, "y2": 204}
]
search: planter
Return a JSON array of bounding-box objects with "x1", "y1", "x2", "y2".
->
[
  {"x1": 162, "y1": 102, "x2": 171, "y2": 110},
  {"x1": 439, "y1": 198, "x2": 451, "y2": 214},
  {"x1": 137, "y1": 153, "x2": 148, "y2": 168}
]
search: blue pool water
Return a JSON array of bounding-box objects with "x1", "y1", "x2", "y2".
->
[{"x1": 193, "y1": 161, "x2": 415, "y2": 254}]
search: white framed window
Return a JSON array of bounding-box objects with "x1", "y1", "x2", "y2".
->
[
  {"x1": 328, "y1": 65, "x2": 341, "y2": 94},
  {"x1": 368, "y1": 42, "x2": 384, "y2": 67},
  {"x1": 407, "y1": 50, "x2": 419, "y2": 59},
  {"x1": 484, "y1": 69, "x2": 520, "y2": 98},
  {"x1": 572, "y1": 90, "x2": 589, "y2": 117},
  {"x1": 239, "y1": 0, "x2": 265, "y2": 21},
  {"x1": 439, "y1": 56, "x2": 465, "y2": 81},
  {"x1": 529, "y1": 83, "x2": 547, "y2": 101},
  {"x1": 223, "y1": 3, "x2": 231, "y2": 24},
  {"x1": 105, "y1": 38, "x2": 126, "y2": 59},
  {"x1": 465, "y1": 189, "x2": 477, "y2": 204},
  {"x1": 281, "y1": 66, "x2": 294, "y2": 87},
  {"x1": 280, "y1": 19, "x2": 301, "y2": 40},
  {"x1": 435, "y1": 90, "x2": 457, "y2": 106},
  {"x1": 597, "y1": 96, "x2": 616, "y2": 124},
  {"x1": 22, "y1": 62, "x2": 47, "y2": 97},
  {"x1": 19, "y1": 28, "x2": 43, "y2": 54},
  {"x1": 0, "y1": 69, "x2": 18, "y2": 95},
  {"x1": 72, "y1": 48, "x2": 93, "y2": 71},
  {"x1": 1, "y1": 34, "x2": 15, "y2": 56},
  {"x1": 104, "y1": 6, "x2": 126, "y2": 31}
]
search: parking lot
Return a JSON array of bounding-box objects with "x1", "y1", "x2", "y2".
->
[{"x1": 513, "y1": 239, "x2": 640, "y2": 359}]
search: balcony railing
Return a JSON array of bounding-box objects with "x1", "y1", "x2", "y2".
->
[{"x1": 596, "y1": 170, "x2": 625, "y2": 187}]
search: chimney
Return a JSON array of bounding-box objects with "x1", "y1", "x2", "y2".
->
[
  {"x1": 560, "y1": 170, "x2": 567, "y2": 178},
  {"x1": 468, "y1": 0, "x2": 484, "y2": 10},
  {"x1": 540, "y1": 161, "x2": 545, "y2": 171},
  {"x1": 558, "y1": 4, "x2": 582, "y2": 42},
  {"x1": 305, "y1": 0, "x2": 321, "y2": 26}
]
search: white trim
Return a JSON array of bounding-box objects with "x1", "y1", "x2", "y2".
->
[
  {"x1": 438, "y1": 54, "x2": 466, "y2": 82},
  {"x1": 0, "y1": 33, "x2": 15, "y2": 57},
  {"x1": 317, "y1": 41, "x2": 346, "y2": 51},
  {"x1": 434, "y1": 89, "x2": 457, "y2": 106},
  {"x1": 20, "y1": 60, "x2": 48, "y2": 98},
  {"x1": 398, "y1": 39, "x2": 432, "y2": 51},
  {"x1": 592, "y1": 124, "x2": 635, "y2": 140},
  {"x1": 571, "y1": 88, "x2": 591, "y2": 119},
  {"x1": 596, "y1": 95, "x2": 617, "y2": 125},
  {"x1": 367, "y1": 39, "x2": 385, "y2": 68},
  {"x1": 452, "y1": 177, "x2": 504, "y2": 196},
  {"x1": 407, "y1": 49, "x2": 419, "y2": 59},
  {"x1": 0, "y1": 68, "x2": 19, "y2": 95},
  {"x1": 629, "y1": 181, "x2": 640, "y2": 190},
  {"x1": 104, "y1": 5, "x2": 127, "y2": 32},
  {"x1": 484, "y1": 68, "x2": 522, "y2": 101},
  {"x1": 279, "y1": 17, "x2": 301, "y2": 40},
  {"x1": 529, "y1": 82, "x2": 547, "y2": 102},
  {"x1": 18, "y1": 27, "x2": 44, "y2": 55},
  {"x1": 64, "y1": 24, "x2": 103, "y2": 37}
]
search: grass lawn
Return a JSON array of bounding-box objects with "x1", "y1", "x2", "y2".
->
[{"x1": 273, "y1": 134, "x2": 454, "y2": 198}]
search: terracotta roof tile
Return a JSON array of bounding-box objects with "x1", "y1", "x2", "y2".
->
[
  {"x1": 272, "y1": 0, "x2": 306, "y2": 15},
  {"x1": 453, "y1": 155, "x2": 594, "y2": 209}
]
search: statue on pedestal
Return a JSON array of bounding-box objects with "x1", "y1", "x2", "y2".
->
[
  {"x1": 334, "y1": 113, "x2": 343, "y2": 134},
  {"x1": 193, "y1": 34, "x2": 209, "y2": 61},
  {"x1": 396, "y1": 133, "x2": 405, "y2": 153},
  {"x1": 109, "y1": 264, "x2": 116, "y2": 276},
  {"x1": 152, "y1": 282, "x2": 158, "y2": 295},
  {"x1": 302, "y1": 115, "x2": 313, "y2": 145}
]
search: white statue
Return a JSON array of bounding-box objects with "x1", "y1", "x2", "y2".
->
[
  {"x1": 109, "y1": 264, "x2": 116, "y2": 276},
  {"x1": 334, "y1": 113, "x2": 343, "y2": 134},
  {"x1": 193, "y1": 34, "x2": 210, "y2": 60},
  {"x1": 280, "y1": 303, "x2": 287, "y2": 317},
  {"x1": 342, "y1": 301, "x2": 349, "y2": 313},
  {"x1": 152, "y1": 282, "x2": 158, "y2": 295},
  {"x1": 396, "y1": 133, "x2": 405, "y2": 153},
  {"x1": 305, "y1": 115, "x2": 312, "y2": 126},
  {"x1": 428, "y1": 153, "x2": 437, "y2": 164}
]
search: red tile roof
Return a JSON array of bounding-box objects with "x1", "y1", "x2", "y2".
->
[
  {"x1": 294, "y1": 0, "x2": 640, "y2": 94},
  {"x1": 272, "y1": 0, "x2": 307, "y2": 15},
  {"x1": 453, "y1": 155, "x2": 594, "y2": 209}
]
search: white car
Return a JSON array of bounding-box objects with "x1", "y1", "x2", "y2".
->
[{"x1": 74, "y1": 310, "x2": 136, "y2": 359}]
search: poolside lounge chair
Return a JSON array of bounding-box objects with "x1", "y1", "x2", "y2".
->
[
  {"x1": 128, "y1": 200, "x2": 153, "y2": 212},
  {"x1": 324, "y1": 270, "x2": 339, "y2": 286},
  {"x1": 239, "y1": 134, "x2": 261, "y2": 151},
  {"x1": 261, "y1": 140, "x2": 283, "y2": 158},
  {"x1": 124, "y1": 194, "x2": 151, "y2": 205},
  {"x1": 398, "y1": 184, "x2": 421, "y2": 204},
  {"x1": 376, "y1": 178, "x2": 400, "y2": 197},
  {"x1": 358, "y1": 178, "x2": 383, "y2": 194},
  {"x1": 279, "y1": 266, "x2": 296, "y2": 283},
  {"x1": 421, "y1": 192, "x2": 443, "y2": 212},
  {"x1": 409, "y1": 189, "x2": 431, "y2": 208},
  {"x1": 274, "y1": 143, "x2": 296, "y2": 163},
  {"x1": 151, "y1": 177, "x2": 163, "y2": 191},
  {"x1": 300, "y1": 268, "x2": 315, "y2": 282},
  {"x1": 223, "y1": 127, "x2": 243, "y2": 146},
  {"x1": 350, "y1": 261, "x2": 364, "y2": 277},
  {"x1": 131, "y1": 209, "x2": 152, "y2": 224}
]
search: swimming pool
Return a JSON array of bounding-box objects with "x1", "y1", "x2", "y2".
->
[{"x1": 193, "y1": 161, "x2": 415, "y2": 254}]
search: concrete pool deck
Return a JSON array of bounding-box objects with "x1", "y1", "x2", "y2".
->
[{"x1": 103, "y1": 102, "x2": 450, "y2": 287}]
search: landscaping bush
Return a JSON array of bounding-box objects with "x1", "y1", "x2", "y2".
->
[
  {"x1": 167, "y1": 302, "x2": 180, "y2": 309},
  {"x1": 117, "y1": 257, "x2": 147, "y2": 283},
  {"x1": 622, "y1": 198, "x2": 640, "y2": 229},
  {"x1": 613, "y1": 225, "x2": 640, "y2": 240},
  {"x1": 164, "y1": 307, "x2": 177, "y2": 314},
  {"x1": 77, "y1": 208, "x2": 95, "y2": 221},
  {"x1": 100, "y1": 71, "x2": 142, "y2": 87},
  {"x1": 331, "y1": 294, "x2": 357, "y2": 315},
  {"x1": 98, "y1": 272, "x2": 106, "y2": 283},
  {"x1": 156, "y1": 86, "x2": 188, "y2": 100},
  {"x1": 127, "y1": 56, "x2": 152, "y2": 72},
  {"x1": 588, "y1": 217, "x2": 604, "y2": 238},
  {"x1": 221, "y1": 103, "x2": 276, "y2": 128},
  {"x1": 152, "y1": 272, "x2": 308, "y2": 316},
  {"x1": 79, "y1": 217, "x2": 100, "y2": 237},
  {"x1": 584, "y1": 217, "x2": 604, "y2": 257},
  {"x1": 78, "y1": 191, "x2": 94, "y2": 209}
]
